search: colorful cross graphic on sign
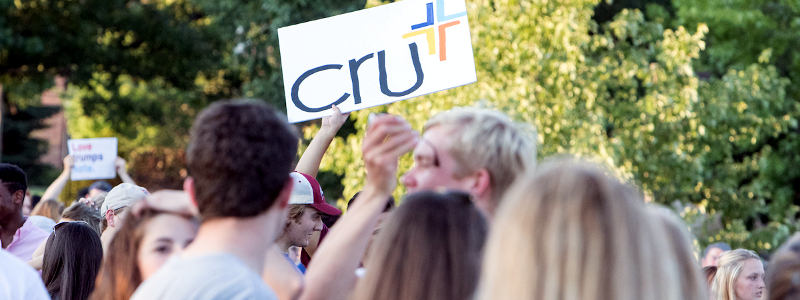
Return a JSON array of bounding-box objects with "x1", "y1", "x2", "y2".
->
[{"x1": 402, "y1": 0, "x2": 467, "y2": 61}]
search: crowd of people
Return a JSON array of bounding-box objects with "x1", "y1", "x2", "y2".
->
[{"x1": 1, "y1": 99, "x2": 798, "y2": 300}]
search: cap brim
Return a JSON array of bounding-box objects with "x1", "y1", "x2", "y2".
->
[{"x1": 311, "y1": 203, "x2": 342, "y2": 216}]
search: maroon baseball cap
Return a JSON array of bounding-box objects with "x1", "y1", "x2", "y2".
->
[{"x1": 288, "y1": 172, "x2": 342, "y2": 216}]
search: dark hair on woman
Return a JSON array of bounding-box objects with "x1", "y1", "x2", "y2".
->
[
  {"x1": 351, "y1": 191, "x2": 488, "y2": 300},
  {"x1": 90, "y1": 208, "x2": 195, "y2": 300},
  {"x1": 42, "y1": 222, "x2": 103, "y2": 300},
  {"x1": 703, "y1": 266, "x2": 718, "y2": 286}
]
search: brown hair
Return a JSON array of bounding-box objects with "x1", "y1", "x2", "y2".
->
[
  {"x1": 351, "y1": 191, "x2": 488, "y2": 300},
  {"x1": 704, "y1": 266, "x2": 719, "y2": 286},
  {"x1": 62, "y1": 203, "x2": 104, "y2": 236},
  {"x1": 90, "y1": 208, "x2": 196, "y2": 300},
  {"x1": 31, "y1": 199, "x2": 65, "y2": 222},
  {"x1": 475, "y1": 159, "x2": 686, "y2": 300},
  {"x1": 766, "y1": 244, "x2": 800, "y2": 300},
  {"x1": 187, "y1": 99, "x2": 298, "y2": 220},
  {"x1": 43, "y1": 222, "x2": 103, "y2": 300}
]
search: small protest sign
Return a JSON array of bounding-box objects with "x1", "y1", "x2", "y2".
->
[
  {"x1": 278, "y1": 0, "x2": 477, "y2": 123},
  {"x1": 67, "y1": 137, "x2": 118, "y2": 181}
]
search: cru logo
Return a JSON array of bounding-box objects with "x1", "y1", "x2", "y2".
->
[
  {"x1": 278, "y1": 0, "x2": 476, "y2": 123},
  {"x1": 403, "y1": 0, "x2": 467, "y2": 62}
]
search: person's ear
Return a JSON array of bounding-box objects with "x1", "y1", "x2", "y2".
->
[
  {"x1": 276, "y1": 177, "x2": 294, "y2": 209},
  {"x1": 183, "y1": 177, "x2": 199, "y2": 210},
  {"x1": 105, "y1": 210, "x2": 116, "y2": 228},
  {"x1": 468, "y1": 169, "x2": 492, "y2": 199},
  {"x1": 12, "y1": 190, "x2": 24, "y2": 205}
]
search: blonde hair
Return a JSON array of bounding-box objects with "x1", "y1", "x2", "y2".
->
[
  {"x1": 712, "y1": 249, "x2": 761, "y2": 300},
  {"x1": 647, "y1": 205, "x2": 708, "y2": 300},
  {"x1": 31, "y1": 199, "x2": 65, "y2": 222},
  {"x1": 424, "y1": 107, "x2": 536, "y2": 213},
  {"x1": 474, "y1": 159, "x2": 684, "y2": 300}
]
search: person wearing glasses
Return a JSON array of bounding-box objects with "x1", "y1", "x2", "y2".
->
[
  {"x1": 42, "y1": 221, "x2": 103, "y2": 300},
  {"x1": 0, "y1": 163, "x2": 50, "y2": 262}
]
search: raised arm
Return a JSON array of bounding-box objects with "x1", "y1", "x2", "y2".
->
[
  {"x1": 115, "y1": 157, "x2": 136, "y2": 184},
  {"x1": 41, "y1": 155, "x2": 73, "y2": 201},
  {"x1": 294, "y1": 105, "x2": 349, "y2": 177},
  {"x1": 300, "y1": 115, "x2": 418, "y2": 300}
]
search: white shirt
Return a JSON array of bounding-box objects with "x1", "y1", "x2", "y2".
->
[
  {"x1": 0, "y1": 248, "x2": 50, "y2": 300},
  {"x1": 131, "y1": 253, "x2": 277, "y2": 300}
]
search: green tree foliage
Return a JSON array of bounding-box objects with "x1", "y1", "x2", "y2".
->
[{"x1": 316, "y1": 0, "x2": 800, "y2": 254}]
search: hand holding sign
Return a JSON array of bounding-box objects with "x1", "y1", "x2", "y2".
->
[{"x1": 278, "y1": 0, "x2": 476, "y2": 123}]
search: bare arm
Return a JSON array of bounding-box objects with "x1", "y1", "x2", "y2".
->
[
  {"x1": 263, "y1": 245, "x2": 305, "y2": 300},
  {"x1": 115, "y1": 157, "x2": 135, "y2": 184},
  {"x1": 41, "y1": 155, "x2": 73, "y2": 201},
  {"x1": 300, "y1": 115, "x2": 418, "y2": 300},
  {"x1": 295, "y1": 105, "x2": 349, "y2": 177}
]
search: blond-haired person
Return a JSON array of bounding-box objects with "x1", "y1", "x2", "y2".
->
[
  {"x1": 474, "y1": 159, "x2": 693, "y2": 300},
  {"x1": 712, "y1": 249, "x2": 765, "y2": 300},
  {"x1": 401, "y1": 107, "x2": 536, "y2": 220},
  {"x1": 648, "y1": 205, "x2": 708, "y2": 300}
]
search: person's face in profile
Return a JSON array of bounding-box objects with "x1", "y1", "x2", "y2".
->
[
  {"x1": 702, "y1": 247, "x2": 725, "y2": 267},
  {"x1": 734, "y1": 258, "x2": 765, "y2": 300},
  {"x1": 286, "y1": 206, "x2": 323, "y2": 248},
  {"x1": 401, "y1": 126, "x2": 473, "y2": 195}
]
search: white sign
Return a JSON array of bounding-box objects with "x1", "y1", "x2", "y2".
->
[
  {"x1": 278, "y1": 0, "x2": 477, "y2": 123},
  {"x1": 67, "y1": 137, "x2": 118, "y2": 181}
]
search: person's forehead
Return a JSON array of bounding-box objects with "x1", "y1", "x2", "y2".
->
[
  {"x1": 416, "y1": 127, "x2": 453, "y2": 155},
  {"x1": 742, "y1": 258, "x2": 764, "y2": 273}
]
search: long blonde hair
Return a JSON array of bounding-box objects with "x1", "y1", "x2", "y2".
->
[
  {"x1": 474, "y1": 159, "x2": 685, "y2": 300},
  {"x1": 712, "y1": 249, "x2": 761, "y2": 300},
  {"x1": 647, "y1": 205, "x2": 708, "y2": 300}
]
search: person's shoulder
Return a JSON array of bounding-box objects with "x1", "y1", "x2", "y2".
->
[
  {"x1": 133, "y1": 254, "x2": 277, "y2": 300},
  {"x1": 0, "y1": 249, "x2": 49, "y2": 300},
  {"x1": 22, "y1": 218, "x2": 51, "y2": 240}
]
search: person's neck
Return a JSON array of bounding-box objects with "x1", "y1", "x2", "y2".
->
[
  {"x1": 0, "y1": 211, "x2": 24, "y2": 248},
  {"x1": 275, "y1": 234, "x2": 292, "y2": 254},
  {"x1": 182, "y1": 209, "x2": 283, "y2": 274}
]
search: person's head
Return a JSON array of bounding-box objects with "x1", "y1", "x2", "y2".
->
[
  {"x1": 765, "y1": 236, "x2": 800, "y2": 300},
  {"x1": 647, "y1": 205, "x2": 708, "y2": 300},
  {"x1": 31, "y1": 199, "x2": 65, "y2": 222},
  {"x1": 400, "y1": 107, "x2": 536, "y2": 217},
  {"x1": 92, "y1": 208, "x2": 199, "y2": 300},
  {"x1": 352, "y1": 191, "x2": 488, "y2": 300},
  {"x1": 61, "y1": 202, "x2": 103, "y2": 236},
  {"x1": 704, "y1": 242, "x2": 733, "y2": 267},
  {"x1": 475, "y1": 159, "x2": 685, "y2": 300},
  {"x1": 88, "y1": 181, "x2": 112, "y2": 198},
  {"x1": 186, "y1": 99, "x2": 298, "y2": 222},
  {"x1": 102, "y1": 183, "x2": 148, "y2": 229},
  {"x1": 87, "y1": 192, "x2": 107, "y2": 212},
  {"x1": 0, "y1": 163, "x2": 27, "y2": 222},
  {"x1": 712, "y1": 249, "x2": 765, "y2": 300},
  {"x1": 42, "y1": 222, "x2": 103, "y2": 300},
  {"x1": 279, "y1": 172, "x2": 341, "y2": 249}
]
